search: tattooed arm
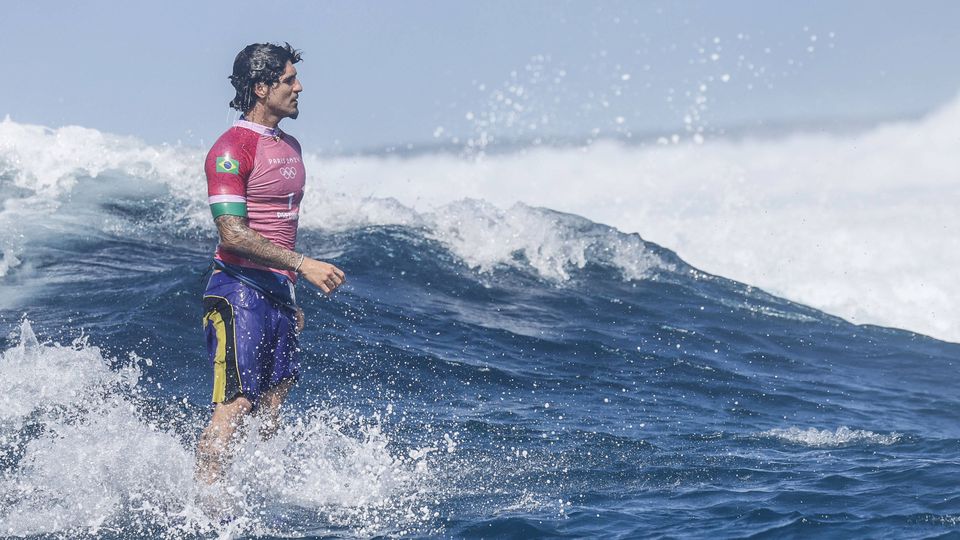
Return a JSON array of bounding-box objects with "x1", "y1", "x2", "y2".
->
[
  {"x1": 215, "y1": 215, "x2": 345, "y2": 295},
  {"x1": 216, "y1": 215, "x2": 300, "y2": 270}
]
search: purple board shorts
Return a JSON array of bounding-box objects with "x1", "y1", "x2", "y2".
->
[{"x1": 202, "y1": 270, "x2": 299, "y2": 407}]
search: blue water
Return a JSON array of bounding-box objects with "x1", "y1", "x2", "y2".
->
[{"x1": 0, "y1": 153, "x2": 958, "y2": 538}]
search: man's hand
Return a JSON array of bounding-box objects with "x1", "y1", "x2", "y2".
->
[
  {"x1": 294, "y1": 308, "x2": 305, "y2": 333},
  {"x1": 299, "y1": 257, "x2": 346, "y2": 295}
]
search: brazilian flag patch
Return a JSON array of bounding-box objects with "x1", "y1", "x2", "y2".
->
[{"x1": 216, "y1": 156, "x2": 240, "y2": 175}]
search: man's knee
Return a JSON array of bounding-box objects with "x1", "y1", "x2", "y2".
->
[
  {"x1": 210, "y1": 395, "x2": 254, "y2": 428},
  {"x1": 261, "y1": 379, "x2": 294, "y2": 409}
]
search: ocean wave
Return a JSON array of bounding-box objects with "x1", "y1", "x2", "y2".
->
[
  {"x1": 3, "y1": 95, "x2": 960, "y2": 341},
  {"x1": 305, "y1": 99, "x2": 960, "y2": 342}
]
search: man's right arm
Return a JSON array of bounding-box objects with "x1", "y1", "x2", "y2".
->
[{"x1": 216, "y1": 215, "x2": 345, "y2": 294}]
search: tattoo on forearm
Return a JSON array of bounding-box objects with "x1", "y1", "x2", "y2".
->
[{"x1": 215, "y1": 215, "x2": 300, "y2": 270}]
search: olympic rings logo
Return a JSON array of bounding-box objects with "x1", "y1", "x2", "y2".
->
[{"x1": 279, "y1": 167, "x2": 298, "y2": 180}]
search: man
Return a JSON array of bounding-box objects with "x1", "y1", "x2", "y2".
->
[{"x1": 196, "y1": 42, "x2": 345, "y2": 484}]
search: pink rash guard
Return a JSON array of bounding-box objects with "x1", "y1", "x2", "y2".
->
[{"x1": 204, "y1": 119, "x2": 306, "y2": 282}]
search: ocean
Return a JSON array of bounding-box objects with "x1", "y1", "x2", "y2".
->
[{"x1": 0, "y1": 109, "x2": 958, "y2": 538}]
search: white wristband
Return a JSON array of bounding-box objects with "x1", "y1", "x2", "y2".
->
[{"x1": 294, "y1": 253, "x2": 305, "y2": 272}]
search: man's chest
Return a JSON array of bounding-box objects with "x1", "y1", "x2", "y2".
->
[{"x1": 247, "y1": 142, "x2": 306, "y2": 199}]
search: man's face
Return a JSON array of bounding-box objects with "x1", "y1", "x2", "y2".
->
[{"x1": 263, "y1": 61, "x2": 302, "y2": 120}]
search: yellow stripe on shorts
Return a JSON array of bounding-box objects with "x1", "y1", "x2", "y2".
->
[{"x1": 204, "y1": 310, "x2": 228, "y2": 403}]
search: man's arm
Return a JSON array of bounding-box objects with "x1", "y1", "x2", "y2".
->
[{"x1": 216, "y1": 215, "x2": 345, "y2": 294}]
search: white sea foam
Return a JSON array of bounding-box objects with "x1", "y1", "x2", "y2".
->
[
  {"x1": 2, "y1": 95, "x2": 959, "y2": 341},
  {"x1": 0, "y1": 117, "x2": 205, "y2": 282},
  {"x1": 422, "y1": 199, "x2": 663, "y2": 280},
  {"x1": 0, "y1": 321, "x2": 438, "y2": 537},
  {"x1": 761, "y1": 426, "x2": 901, "y2": 447}
]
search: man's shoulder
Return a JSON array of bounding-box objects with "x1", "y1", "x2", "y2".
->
[
  {"x1": 281, "y1": 131, "x2": 303, "y2": 153},
  {"x1": 204, "y1": 126, "x2": 261, "y2": 180},
  {"x1": 206, "y1": 126, "x2": 260, "y2": 160}
]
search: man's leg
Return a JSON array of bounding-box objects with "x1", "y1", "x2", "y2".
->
[
  {"x1": 196, "y1": 395, "x2": 253, "y2": 484},
  {"x1": 256, "y1": 378, "x2": 294, "y2": 439},
  {"x1": 255, "y1": 302, "x2": 299, "y2": 440}
]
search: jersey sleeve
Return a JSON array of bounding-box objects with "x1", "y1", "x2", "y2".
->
[{"x1": 204, "y1": 129, "x2": 256, "y2": 218}]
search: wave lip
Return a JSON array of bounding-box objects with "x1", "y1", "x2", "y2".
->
[
  {"x1": 760, "y1": 426, "x2": 902, "y2": 447},
  {"x1": 424, "y1": 199, "x2": 668, "y2": 281}
]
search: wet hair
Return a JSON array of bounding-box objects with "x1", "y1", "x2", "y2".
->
[{"x1": 228, "y1": 42, "x2": 302, "y2": 113}]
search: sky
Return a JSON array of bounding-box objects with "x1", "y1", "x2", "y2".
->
[{"x1": 4, "y1": 0, "x2": 960, "y2": 153}]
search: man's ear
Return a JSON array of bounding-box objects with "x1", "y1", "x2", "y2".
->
[{"x1": 254, "y1": 82, "x2": 269, "y2": 99}]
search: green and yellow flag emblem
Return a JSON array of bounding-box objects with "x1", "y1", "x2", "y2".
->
[{"x1": 216, "y1": 156, "x2": 240, "y2": 175}]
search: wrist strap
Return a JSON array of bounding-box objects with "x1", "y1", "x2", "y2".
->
[{"x1": 294, "y1": 253, "x2": 305, "y2": 273}]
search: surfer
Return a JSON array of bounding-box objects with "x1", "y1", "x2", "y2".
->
[{"x1": 196, "y1": 42, "x2": 345, "y2": 484}]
